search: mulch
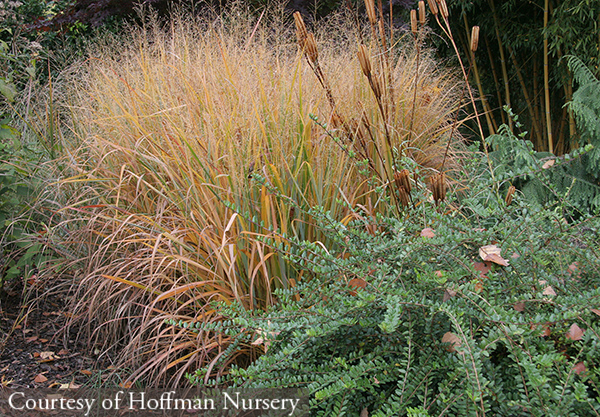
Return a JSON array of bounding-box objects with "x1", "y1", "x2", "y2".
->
[{"x1": 0, "y1": 275, "x2": 118, "y2": 390}]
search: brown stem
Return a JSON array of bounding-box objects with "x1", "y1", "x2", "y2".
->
[
  {"x1": 543, "y1": 0, "x2": 553, "y2": 153},
  {"x1": 484, "y1": 33, "x2": 506, "y2": 127},
  {"x1": 533, "y1": 57, "x2": 543, "y2": 150},
  {"x1": 507, "y1": 44, "x2": 542, "y2": 144},
  {"x1": 462, "y1": 15, "x2": 496, "y2": 134},
  {"x1": 490, "y1": 0, "x2": 512, "y2": 131}
]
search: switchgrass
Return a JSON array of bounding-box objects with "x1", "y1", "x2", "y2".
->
[{"x1": 55, "y1": 4, "x2": 466, "y2": 386}]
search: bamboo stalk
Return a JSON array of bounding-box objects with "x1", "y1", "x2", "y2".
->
[
  {"x1": 566, "y1": 77, "x2": 577, "y2": 148},
  {"x1": 483, "y1": 34, "x2": 506, "y2": 125},
  {"x1": 507, "y1": 44, "x2": 541, "y2": 143},
  {"x1": 533, "y1": 57, "x2": 543, "y2": 150},
  {"x1": 484, "y1": 33, "x2": 505, "y2": 127},
  {"x1": 543, "y1": 0, "x2": 553, "y2": 153},
  {"x1": 490, "y1": 0, "x2": 512, "y2": 131},
  {"x1": 463, "y1": 15, "x2": 496, "y2": 134}
]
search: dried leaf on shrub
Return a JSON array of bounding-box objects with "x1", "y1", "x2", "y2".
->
[
  {"x1": 252, "y1": 326, "x2": 280, "y2": 353},
  {"x1": 442, "y1": 332, "x2": 461, "y2": 352},
  {"x1": 573, "y1": 362, "x2": 587, "y2": 375},
  {"x1": 513, "y1": 302, "x2": 525, "y2": 312},
  {"x1": 420, "y1": 228, "x2": 435, "y2": 238},
  {"x1": 478, "y1": 245, "x2": 509, "y2": 266},
  {"x1": 567, "y1": 262, "x2": 582, "y2": 280},
  {"x1": 443, "y1": 288, "x2": 457, "y2": 302},
  {"x1": 542, "y1": 159, "x2": 555, "y2": 169},
  {"x1": 348, "y1": 277, "x2": 367, "y2": 296},
  {"x1": 531, "y1": 323, "x2": 552, "y2": 337},
  {"x1": 473, "y1": 261, "x2": 491, "y2": 278},
  {"x1": 566, "y1": 323, "x2": 584, "y2": 341},
  {"x1": 542, "y1": 286, "x2": 556, "y2": 296}
]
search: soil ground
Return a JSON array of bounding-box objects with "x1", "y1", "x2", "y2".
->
[{"x1": 0, "y1": 276, "x2": 119, "y2": 389}]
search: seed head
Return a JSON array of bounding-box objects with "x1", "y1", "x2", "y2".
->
[
  {"x1": 430, "y1": 172, "x2": 447, "y2": 204},
  {"x1": 418, "y1": 1, "x2": 426, "y2": 24},
  {"x1": 305, "y1": 32, "x2": 319, "y2": 63},
  {"x1": 470, "y1": 26, "x2": 480, "y2": 52},
  {"x1": 357, "y1": 44, "x2": 371, "y2": 76},
  {"x1": 394, "y1": 169, "x2": 412, "y2": 194},
  {"x1": 410, "y1": 10, "x2": 418, "y2": 34},
  {"x1": 437, "y1": 0, "x2": 449, "y2": 19},
  {"x1": 370, "y1": 74, "x2": 382, "y2": 99},
  {"x1": 293, "y1": 12, "x2": 308, "y2": 49},
  {"x1": 505, "y1": 185, "x2": 516, "y2": 205},
  {"x1": 398, "y1": 186, "x2": 411, "y2": 208},
  {"x1": 427, "y1": 0, "x2": 438, "y2": 15}
]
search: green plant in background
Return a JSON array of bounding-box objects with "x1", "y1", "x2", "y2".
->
[
  {"x1": 484, "y1": 54, "x2": 600, "y2": 216},
  {"x1": 194, "y1": 137, "x2": 600, "y2": 415},
  {"x1": 438, "y1": 0, "x2": 600, "y2": 155}
]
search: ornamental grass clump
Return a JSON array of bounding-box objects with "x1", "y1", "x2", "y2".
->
[{"x1": 53, "y1": 3, "x2": 466, "y2": 386}]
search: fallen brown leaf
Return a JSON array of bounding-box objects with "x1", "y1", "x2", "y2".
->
[
  {"x1": 40, "y1": 351, "x2": 55, "y2": 360},
  {"x1": 59, "y1": 382, "x2": 81, "y2": 389},
  {"x1": 34, "y1": 373, "x2": 48, "y2": 383}
]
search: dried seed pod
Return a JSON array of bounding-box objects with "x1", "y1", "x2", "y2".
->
[
  {"x1": 357, "y1": 44, "x2": 371, "y2": 77},
  {"x1": 394, "y1": 169, "x2": 412, "y2": 194},
  {"x1": 370, "y1": 75, "x2": 382, "y2": 99},
  {"x1": 419, "y1": 1, "x2": 426, "y2": 24},
  {"x1": 430, "y1": 172, "x2": 447, "y2": 203},
  {"x1": 427, "y1": 0, "x2": 438, "y2": 15},
  {"x1": 410, "y1": 10, "x2": 418, "y2": 34},
  {"x1": 438, "y1": 0, "x2": 449, "y2": 19},
  {"x1": 305, "y1": 32, "x2": 319, "y2": 63},
  {"x1": 365, "y1": 0, "x2": 377, "y2": 24},
  {"x1": 293, "y1": 12, "x2": 308, "y2": 48},
  {"x1": 398, "y1": 186, "x2": 411, "y2": 208},
  {"x1": 505, "y1": 185, "x2": 516, "y2": 206},
  {"x1": 471, "y1": 26, "x2": 480, "y2": 52}
]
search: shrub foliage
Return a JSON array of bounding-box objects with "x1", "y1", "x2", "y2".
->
[{"x1": 195, "y1": 139, "x2": 600, "y2": 416}]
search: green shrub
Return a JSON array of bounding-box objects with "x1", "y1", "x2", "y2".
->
[{"x1": 193, "y1": 135, "x2": 600, "y2": 415}]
